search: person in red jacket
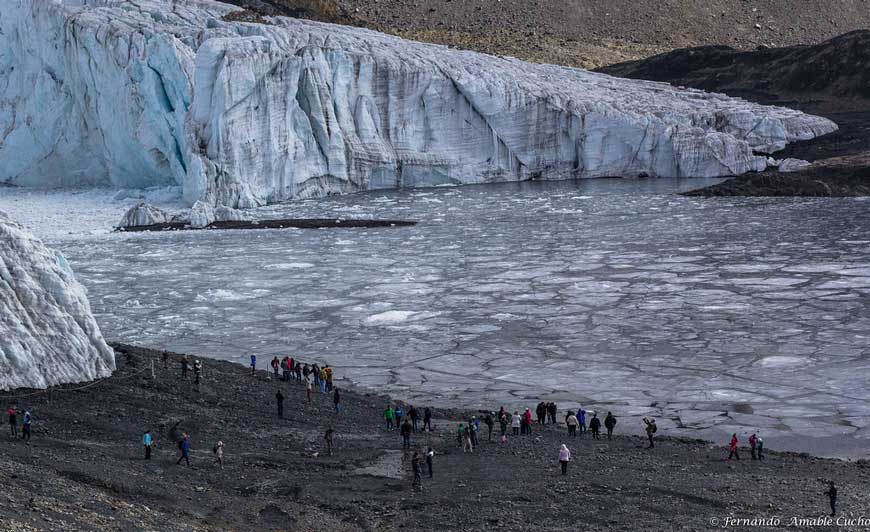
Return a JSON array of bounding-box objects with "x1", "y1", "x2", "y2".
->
[
  {"x1": 727, "y1": 433, "x2": 740, "y2": 460},
  {"x1": 521, "y1": 408, "x2": 533, "y2": 435}
]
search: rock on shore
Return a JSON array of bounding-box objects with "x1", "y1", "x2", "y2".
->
[
  {"x1": 0, "y1": 0, "x2": 835, "y2": 210},
  {"x1": 0, "y1": 211, "x2": 115, "y2": 390}
]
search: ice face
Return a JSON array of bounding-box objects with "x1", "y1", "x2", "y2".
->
[
  {"x1": 5, "y1": 179, "x2": 869, "y2": 454},
  {"x1": 0, "y1": 0, "x2": 836, "y2": 208},
  {"x1": 0, "y1": 211, "x2": 115, "y2": 390}
]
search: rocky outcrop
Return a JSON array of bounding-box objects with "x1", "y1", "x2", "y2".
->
[
  {"x1": 0, "y1": 211, "x2": 115, "y2": 390},
  {"x1": 0, "y1": 0, "x2": 837, "y2": 209}
]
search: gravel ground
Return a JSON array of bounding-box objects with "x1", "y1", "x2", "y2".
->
[{"x1": 1, "y1": 345, "x2": 869, "y2": 531}]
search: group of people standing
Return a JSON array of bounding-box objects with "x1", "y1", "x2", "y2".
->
[
  {"x1": 7, "y1": 407, "x2": 32, "y2": 442},
  {"x1": 727, "y1": 432, "x2": 765, "y2": 461}
]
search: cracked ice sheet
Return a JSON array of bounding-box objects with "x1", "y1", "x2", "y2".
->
[{"x1": 5, "y1": 180, "x2": 870, "y2": 456}]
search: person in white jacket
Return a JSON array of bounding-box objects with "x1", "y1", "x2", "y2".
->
[
  {"x1": 511, "y1": 411, "x2": 521, "y2": 436},
  {"x1": 559, "y1": 444, "x2": 571, "y2": 475}
]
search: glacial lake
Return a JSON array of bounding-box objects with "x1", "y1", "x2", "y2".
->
[{"x1": 6, "y1": 178, "x2": 870, "y2": 456}]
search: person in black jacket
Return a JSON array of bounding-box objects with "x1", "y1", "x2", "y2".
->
[
  {"x1": 401, "y1": 420, "x2": 412, "y2": 449},
  {"x1": 333, "y1": 388, "x2": 341, "y2": 414},
  {"x1": 826, "y1": 482, "x2": 838, "y2": 516},
  {"x1": 409, "y1": 406, "x2": 419, "y2": 432},
  {"x1": 604, "y1": 412, "x2": 617, "y2": 439},
  {"x1": 423, "y1": 408, "x2": 432, "y2": 431},
  {"x1": 484, "y1": 413, "x2": 494, "y2": 441},
  {"x1": 275, "y1": 390, "x2": 284, "y2": 418},
  {"x1": 589, "y1": 413, "x2": 601, "y2": 439}
]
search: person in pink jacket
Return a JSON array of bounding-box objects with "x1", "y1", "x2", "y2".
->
[{"x1": 559, "y1": 444, "x2": 571, "y2": 475}]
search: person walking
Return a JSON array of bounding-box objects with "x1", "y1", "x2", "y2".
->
[
  {"x1": 250, "y1": 354, "x2": 257, "y2": 376},
  {"x1": 412, "y1": 451, "x2": 423, "y2": 491},
  {"x1": 589, "y1": 413, "x2": 601, "y2": 440},
  {"x1": 498, "y1": 411, "x2": 509, "y2": 437},
  {"x1": 180, "y1": 355, "x2": 190, "y2": 380},
  {"x1": 578, "y1": 408, "x2": 587, "y2": 435},
  {"x1": 604, "y1": 412, "x2": 617, "y2": 440},
  {"x1": 825, "y1": 481, "x2": 837, "y2": 516},
  {"x1": 214, "y1": 440, "x2": 224, "y2": 469},
  {"x1": 21, "y1": 410, "x2": 32, "y2": 442},
  {"x1": 333, "y1": 387, "x2": 341, "y2": 414},
  {"x1": 511, "y1": 411, "x2": 521, "y2": 436},
  {"x1": 643, "y1": 418, "x2": 657, "y2": 448},
  {"x1": 566, "y1": 411, "x2": 578, "y2": 437},
  {"x1": 324, "y1": 428, "x2": 334, "y2": 456},
  {"x1": 757, "y1": 436, "x2": 765, "y2": 460},
  {"x1": 162, "y1": 350, "x2": 169, "y2": 370},
  {"x1": 384, "y1": 405, "x2": 395, "y2": 430},
  {"x1": 548, "y1": 402, "x2": 558, "y2": 424},
  {"x1": 401, "y1": 419, "x2": 412, "y2": 450},
  {"x1": 306, "y1": 377, "x2": 313, "y2": 403},
  {"x1": 325, "y1": 365, "x2": 334, "y2": 392},
  {"x1": 276, "y1": 390, "x2": 284, "y2": 418},
  {"x1": 409, "y1": 406, "x2": 419, "y2": 432},
  {"x1": 295, "y1": 361, "x2": 303, "y2": 383},
  {"x1": 423, "y1": 407, "x2": 432, "y2": 432},
  {"x1": 176, "y1": 433, "x2": 191, "y2": 466},
  {"x1": 303, "y1": 363, "x2": 311, "y2": 383},
  {"x1": 484, "y1": 412, "x2": 494, "y2": 441},
  {"x1": 143, "y1": 430, "x2": 153, "y2": 459},
  {"x1": 536, "y1": 402, "x2": 546, "y2": 425},
  {"x1": 559, "y1": 444, "x2": 571, "y2": 475},
  {"x1": 748, "y1": 433, "x2": 758, "y2": 460},
  {"x1": 727, "y1": 433, "x2": 740, "y2": 460},
  {"x1": 319, "y1": 367, "x2": 328, "y2": 394},
  {"x1": 426, "y1": 447, "x2": 434, "y2": 478},
  {"x1": 193, "y1": 360, "x2": 202, "y2": 386},
  {"x1": 8, "y1": 407, "x2": 17, "y2": 438},
  {"x1": 461, "y1": 424, "x2": 474, "y2": 453}
]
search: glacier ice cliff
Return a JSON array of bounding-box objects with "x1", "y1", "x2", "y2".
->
[
  {"x1": 0, "y1": 0, "x2": 837, "y2": 208},
  {"x1": 0, "y1": 211, "x2": 115, "y2": 390}
]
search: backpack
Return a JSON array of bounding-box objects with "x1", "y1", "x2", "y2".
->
[{"x1": 650, "y1": 424, "x2": 657, "y2": 433}]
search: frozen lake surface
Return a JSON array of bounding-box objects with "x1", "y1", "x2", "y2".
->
[{"x1": 3, "y1": 180, "x2": 870, "y2": 456}]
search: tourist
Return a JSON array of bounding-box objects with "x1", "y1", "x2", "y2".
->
[
  {"x1": 395, "y1": 406, "x2": 404, "y2": 429},
  {"x1": 325, "y1": 365, "x2": 334, "y2": 392},
  {"x1": 306, "y1": 378, "x2": 312, "y2": 403},
  {"x1": 409, "y1": 406, "x2": 419, "y2": 432},
  {"x1": 469, "y1": 416, "x2": 479, "y2": 447},
  {"x1": 193, "y1": 360, "x2": 202, "y2": 385},
  {"x1": 319, "y1": 366, "x2": 328, "y2": 394},
  {"x1": 536, "y1": 402, "x2": 546, "y2": 425},
  {"x1": 484, "y1": 412, "x2": 494, "y2": 441},
  {"x1": 423, "y1": 407, "x2": 432, "y2": 431},
  {"x1": 303, "y1": 363, "x2": 311, "y2": 383},
  {"x1": 8, "y1": 407, "x2": 16, "y2": 438},
  {"x1": 748, "y1": 433, "x2": 758, "y2": 460},
  {"x1": 333, "y1": 387, "x2": 341, "y2": 414},
  {"x1": 462, "y1": 424, "x2": 474, "y2": 453},
  {"x1": 271, "y1": 356, "x2": 280, "y2": 378},
  {"x1": 412, "y1": 451, "x2": 423, "y2": 491},
  {"x1": 250, "y1": 354, "x2": 256, "y2": 376},
  {"x1": 180, "y1": 355, "x2": 189, "y2": 380},
  {"x1": 401, "y1": 419, "x2": 412, "y2": 450},
  {"x1": 176, "y1": 433, "x2": 191, "y2": 466},
  {"x1": 384, "y1": 405, "x2": 395, "y2": 430},
  {"x1": 281, "y1": 356, "x2": 289, "y2": 381},
  {"x1": 162, "y1": 350, "x2": 169, "y2": 370},
  {"x1": 559, "y1": 444, "x2": 571, "y2": 475},
  {"x1": 426, "y1": 447, "x2": 434, "y2": 478},
  {"x1": 498, "y1": 410, "x2": 509, "y2": 437},
  {"x1": 578, "y1": 408, "x2": 587, "y2": 435},
  {"x1": 324, "y1": 428, "x2": 334, "y2": 456},
  {"x1": 566, "y1": 411, "x2": 578, "y2": 437},
  {"x1": 589, "y1": 413, "x2": 601, "y2": 439},
  {"x1": 757, "y1": 436, "x2": 765, "y2": 460},
  {"x1": 548, "y1": 402, "x2": 558, "y2": 424},
  {"x1": 604, "y1": 412, "x2": 617, "y2": 440},
  {"x1": 826, "y1": 482, "x2": 837, "y2": 516},
  {"x1": 727, "y1": 433, "x2": 740, "y2": 460},
  {"x1": 214, "y1": 440, "x2": 224, "y2": 469},
  {"x1": 643, "y1": 418, "x2": 657, "y2": 448},
  {"x1": 511, "y1": 411, "x2": 521, "y2": 436},
  {"x1": 522, "y1": 408, "x2": 533, "y2": 435},
  {"x1": 276, "y1": 390, "x2": 284, "y2": 418},
  {"x1": 21, "y1": 409, "x2": 32, "y2": 442},
  {"x1": 295, "y1": 361, "x2": 303, "y2": 383},
  {"x1": 143, "y1": 430, "x2": 153, "y2": 459}
]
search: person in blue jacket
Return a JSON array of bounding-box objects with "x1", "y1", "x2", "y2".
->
[
  {"x1": 143, "y1": 430, "x2": 153, "y2": 459},
  {"x1": 250, "y1": 355, "x2": 257, "y2": 376},
  {"x1": 176, "y1": 433, "x2": 191, "y2": 466}
]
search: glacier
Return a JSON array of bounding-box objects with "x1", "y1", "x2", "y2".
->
[
  {"x1": 0, "y1": 211, "x2": 115, "y2": 390},
  {"x1": 0, "y1": 0, "x2": 837, "y2": 209}
]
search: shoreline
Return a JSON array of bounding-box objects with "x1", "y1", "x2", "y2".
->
[{"x1": 2, "y1": 343, "x2": 870, "y2": 530}]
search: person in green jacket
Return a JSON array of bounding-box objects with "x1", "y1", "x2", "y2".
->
[{"x1": 384, "y1": 406, "x2": 395, "y2": 430}]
